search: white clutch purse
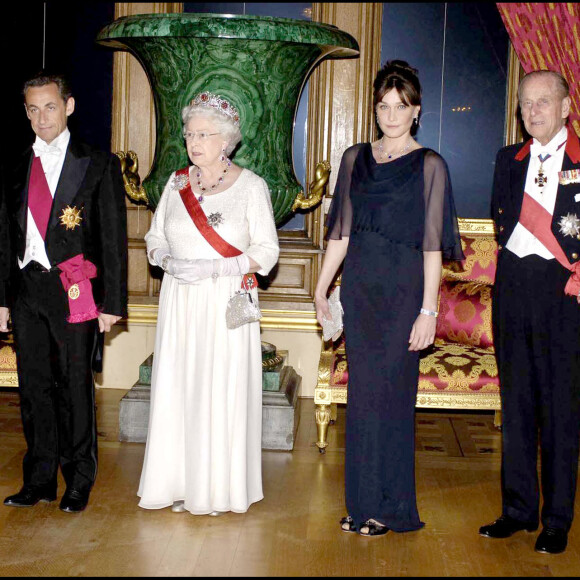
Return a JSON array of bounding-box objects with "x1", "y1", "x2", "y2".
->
[{"x1": 321, "y1": 287, "x2": 344, "y2": 342}]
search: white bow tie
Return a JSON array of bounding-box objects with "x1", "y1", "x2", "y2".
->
[{"x1": 33, "y1": 142, "x2": 62, "y2": 157}]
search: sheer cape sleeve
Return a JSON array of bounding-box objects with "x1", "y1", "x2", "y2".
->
[
  {"x1": 324, "y1": 144, "x2": 364, "y2": 240},
  {"x1": 422, "y1": 151, "x2": 464, "y2": 261}
]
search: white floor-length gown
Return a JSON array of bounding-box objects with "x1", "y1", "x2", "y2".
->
[{"x1": 137, "y1": 167, "x2": 279, "y2": 514}]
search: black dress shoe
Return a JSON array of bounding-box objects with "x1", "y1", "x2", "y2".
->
[
  {"x1": 59, "y1": 489, "x2": 89, "y2": 513},
  {"x1": 535, "y1": 527, "x2": 568, "y2": 554},
  {"x1": 479, "y1": 515, "x2": 538, "y2": 538},
  {"x1": 4, "y1": 486, "x2": 57, "y2": 507}
]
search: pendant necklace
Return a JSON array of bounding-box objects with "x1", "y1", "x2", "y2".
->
[
  {"x1": 379, "y1": 138, "x2": 412, "y2": 161},
  {"x1": 195, "y1": 155, "x2": 232, "y2": 203}
]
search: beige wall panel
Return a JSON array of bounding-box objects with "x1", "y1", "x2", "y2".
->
[
  {"x1": 126, "y1": 205, "x2": 151, "y2": 242},
  {"x1": 95, "y1": 323, "x2": 158, "y2": 390},
  {"x1": 128, "y1": 246, "x2": 150, "y2": 295}
]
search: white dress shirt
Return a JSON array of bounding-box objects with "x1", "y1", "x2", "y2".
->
[
  {"x1": 506, "y1": 125, "x2": 568, "y2": 260},
  {"x1": 19, "y1": 128, "x2": 71, "y2": 270}
]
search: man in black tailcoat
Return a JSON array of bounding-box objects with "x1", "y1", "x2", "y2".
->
[
  {"x1": 479, "y1": 70, "x2": 580, "y2": 555},
  {"x1": 0, "y1": 71, "x2": 127, "y2": 513}
]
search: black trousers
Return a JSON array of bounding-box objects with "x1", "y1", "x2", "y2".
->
[
  {"x1": 493, "y1": 250, "x2": 580, "y2": 531},
  {"x1": 11, "y1": 264, "x2": 99, "y2": 494}
]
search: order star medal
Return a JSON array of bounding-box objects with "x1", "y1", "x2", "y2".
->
[
  {"x1": 59, "y1": 205, "x2": 83, "y2": 230},
  {"x1": 558, "y1": 213, "x2": 580, "y2": 237}
]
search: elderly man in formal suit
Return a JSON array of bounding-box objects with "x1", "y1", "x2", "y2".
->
[
  {"x1": 479, "y1": 70, "x2": 580, "y2": 554},
  {"x1": 0, "y1": 71, "x2": 127, "y2": 513}
]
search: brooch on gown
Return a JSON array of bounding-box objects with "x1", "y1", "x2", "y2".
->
[
  {"x1": 171, "y1": 172, "x2": 190, "y2": 191},
  {"x1": 558, "y1": 213, "x2": 580, "y2": 237},
  {"x1": 207, "y1": 212, "x2": 224, "y2": 228}
]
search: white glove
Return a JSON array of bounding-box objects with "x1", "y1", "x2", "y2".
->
[
  {"x1": 172, "y1": 259, "x2": 214, "y2": 284},
  {"x1": 175, "y1": 255, "x2": 250, "y2": 284},
  {"x1": 149, "y1": 247, "x2": 171, "y2": 268},
  {"x1": 150, "y1": 249, "x2": 251, "y2": 284},
  {"x1": 213, "y1": 255, "x2": 251, "y2": 277}
]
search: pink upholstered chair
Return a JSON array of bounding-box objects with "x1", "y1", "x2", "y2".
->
[{"x1": 314, "y1": 218, "x2": 500, "y2": 453}]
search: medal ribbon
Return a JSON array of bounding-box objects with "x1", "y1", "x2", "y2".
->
[
  {"x1": 175, "y1": 167, "x2": 256, "y2": 291},
  {"x1": 519, "y1": 192, "x2": 580, "y2": 296}
]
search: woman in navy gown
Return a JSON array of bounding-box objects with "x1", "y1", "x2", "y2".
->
[{"x1": 314, "y1": 60, "x2": 463, "y2": 537}]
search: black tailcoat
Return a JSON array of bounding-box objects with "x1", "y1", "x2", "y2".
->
[
  {"x1": 4, "y1": 138, "x2": 128, "y2": 316},
  {"x1": 491, "y1": 126, "x2": 580, "y2": 531},
  {"x1": 493, "y1": 126, "x2": 580, "y2": 262},
  {"x1": 0, "y1": 137, "x2": 128, "y2": 494}
]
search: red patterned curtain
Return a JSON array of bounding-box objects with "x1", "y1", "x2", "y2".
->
[{"x1": 497, "y1": 2, "x2": 580, "y2": 136}]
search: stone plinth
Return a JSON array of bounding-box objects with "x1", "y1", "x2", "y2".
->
[
  {"x1": 261, "y1": 365, "x2": 301, "y2": 451},
  {"x1": 119, "y1": 353, "x2": 301, "y2": 450}
]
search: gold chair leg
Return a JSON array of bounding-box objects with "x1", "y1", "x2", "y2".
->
[
  {"x1": 493, "y1": 409, "x2": 502, "y2": 429},
  {"x1": 315, "y1": 404, "x2": 331, "y2": 453},
  {"x1": 330, "y1": 402, "x2": 337, "y2": 424}
]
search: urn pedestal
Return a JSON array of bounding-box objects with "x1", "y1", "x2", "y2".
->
[{"x1": 119, "y1": 345, "x2": 302, "y2": 451}]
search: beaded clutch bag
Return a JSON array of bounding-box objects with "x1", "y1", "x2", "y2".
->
[
  {"x1": 226, "y1": 289, "x2": 262, "y2": 329},
  {"x1": 321, "y1": 287, "x2": 344, "y2": 342}
]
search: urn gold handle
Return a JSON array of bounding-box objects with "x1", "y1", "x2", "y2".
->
[
  {"x1": 291, "y1": 160, "x2": 331, "y2": 211},
  {"x1": 115, "y1": 150, "x2": 149, "y2": 205}
]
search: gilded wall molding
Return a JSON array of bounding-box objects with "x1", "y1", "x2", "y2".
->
[
  {"x1": 505, "y1": 43, "x2": 525, "y2": 147},
  {"x1": 307, "y1": 3, "x2": 383, "y2": 249},
  {"x1": 125, "y1": 302, "x2": 319, "y2": 331}
]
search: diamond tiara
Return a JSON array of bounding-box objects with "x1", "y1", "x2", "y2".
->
[{"x1": 190, "y1": 92, "x2": 240, "y2": 126}]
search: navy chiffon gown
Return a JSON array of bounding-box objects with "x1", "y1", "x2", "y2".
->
[{"x1": 325, "y1": 143, "x2": 463, "y2": 532}]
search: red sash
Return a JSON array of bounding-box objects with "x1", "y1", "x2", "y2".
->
[
  {"x1": 175, "y1": 167, "x2": 256, "y2": 290},
  {"x1": 519, "y1": 192, "x2": 580, "y2": 296}
]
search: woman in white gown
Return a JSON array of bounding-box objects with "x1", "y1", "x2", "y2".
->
[{"x1": 137, "y1": 92, "x2": 279, "y2": 515}]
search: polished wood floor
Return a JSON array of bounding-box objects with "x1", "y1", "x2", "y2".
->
[{"x1": 0, "y1": 388, "x2": 578, "y2": 577}]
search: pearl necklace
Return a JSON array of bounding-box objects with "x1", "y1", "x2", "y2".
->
[
  {"x1": 378, "y1": 138, "x2": 412, "y2": 161},
  {"x1": 195, "y1": 155, "x2": 232, "y2": 203}
]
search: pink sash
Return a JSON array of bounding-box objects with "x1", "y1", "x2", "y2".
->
[
  {"x1": 28, "y1": 156, "x2": 53, "y2": 239},
  {"x1": 519, "y1": 192, "x2": 580, "y2": 296},
  {"x1": 58, "y1": 254, "x2": 100, "y2": 323}
]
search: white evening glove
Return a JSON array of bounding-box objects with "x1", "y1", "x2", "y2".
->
[
  {"x1": 212, "y1": 255, "x2": 251, "y2": 277},
  {"x1": 149, "y1": 247, "x2": 171, "y2": 268},
  {"x1": 149, "y1": 248, "x2": 210, "y2": 282},
  {"x1": 175, "y1": 255, "x2": 251, "y2": 284},
  {"x1": 172, "y1": 259, "x2": 214, "y2": 284}
]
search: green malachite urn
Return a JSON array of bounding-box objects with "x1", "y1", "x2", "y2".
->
[{"x1": 96, "y1": 13, "x2": 359, "y2": 224}]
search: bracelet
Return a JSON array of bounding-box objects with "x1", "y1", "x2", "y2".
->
[
  {"x1": 160, "y1": 254, "x2": 171, "y2": 272},
  {"x1": 420, "y1": 308, "x2": 438, "y2": 318}
]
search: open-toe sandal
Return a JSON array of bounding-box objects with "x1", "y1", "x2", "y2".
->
[
  {"x1": 359, "y1": 519, "x2": 389, "y2": 537},
  {"x1": 340, "y1": 515, "x2": 357, "y2": 533}
]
